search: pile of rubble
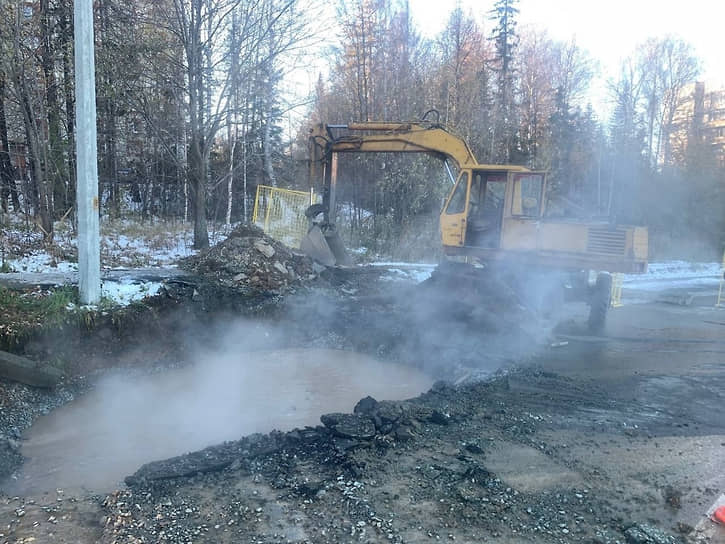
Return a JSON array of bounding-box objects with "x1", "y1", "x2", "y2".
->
[{"x1": 182, "y1": 224, "x2": 317, "y2": 293}]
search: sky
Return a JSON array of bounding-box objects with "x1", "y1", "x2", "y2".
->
[{"x1": 408, "y1": 0, "x2": 725, "y2": 116}]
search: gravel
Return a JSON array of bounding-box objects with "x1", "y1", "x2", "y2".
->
[{"x1": 0, "y1": 381, "x2": 75, "y2": 479}]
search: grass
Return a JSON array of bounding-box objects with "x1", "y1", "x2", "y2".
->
[{"x1": 0, "y1": 286, "x2": 79, "y2": 348}]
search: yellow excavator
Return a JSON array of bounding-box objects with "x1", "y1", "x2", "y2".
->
[{"x1": 302, "y1": 118, "x2": 648, "y2": 331}]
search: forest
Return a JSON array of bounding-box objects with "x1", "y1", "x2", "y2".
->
[{"x1": 0, "y1": 0, "x2": 723, "y2": 259}]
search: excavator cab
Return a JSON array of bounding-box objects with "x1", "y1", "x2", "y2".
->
[{"x1": 441, "y1": 168, "x2": 546, "y2": 251}]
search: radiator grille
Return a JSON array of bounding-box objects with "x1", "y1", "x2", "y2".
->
[{"x1": 587, "y1": 226, "x2": 626, "y2": 255}]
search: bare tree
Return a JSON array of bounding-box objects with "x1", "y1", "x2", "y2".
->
[{"x1": 657, "y1": 37, "x2": 699, "y2": 165}]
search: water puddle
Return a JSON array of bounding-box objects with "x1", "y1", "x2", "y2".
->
[{"x1": 3, "y1": 348, "x2": 433, "y2": 496}]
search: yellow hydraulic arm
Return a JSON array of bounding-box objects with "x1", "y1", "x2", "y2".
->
[
  {"x1": 308, "y1": 122, "x2": 479, "y2": 172},
  {"x1": 305, "y1": 120, "x2": 482, "y2": 266},
  {"x1": 308, "y1": 121, "x2": 489, "y2": 228}
]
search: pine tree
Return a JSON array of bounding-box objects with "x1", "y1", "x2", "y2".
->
[{"x1": 489, "y1": 0, "x2": 519, "y2": 162}]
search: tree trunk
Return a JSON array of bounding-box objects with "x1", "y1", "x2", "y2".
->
[
  {"x1": 60, "y1": 7, "x2": 76, "y2": 213},
  {"x1": 226, "y1": 134, "x2": 236, "y2": 225},
  {"x1": 40, "y1": 0, "x2": 65, "y2": 219},
  {"x1": 0, "y1": 72, "x2": 19, "y2": 212},
  {"x1": 188, "y1": 135, "x2": 209, "y2": 248},
  {"x1": 263, "y1": 112, "x2": 276, "y2": 187},
  {"x1": 14, "y1": 68, "x2": 52, "y2": 238}
]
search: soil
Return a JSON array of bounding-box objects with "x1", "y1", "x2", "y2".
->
[{"x1": 0, "y1": 264, "x2": 724, "y2": 544}]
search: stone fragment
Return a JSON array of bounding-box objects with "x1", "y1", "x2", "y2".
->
[
  {"x1": 320, "y1": 413, "x2": 376, "y2": 440},
  {"x1": 376, "y1": 401, "x2": 403, "y2": 424},
  {"x1": 429, "y1": 410, "x2": 451, "y2": 425},
  {"x1": 353, "y1": 396, "x2": 378, "y2": 415},
  {"x1": 624, "y1": 523, "x2": 681, "y2": 544},
  {"x1": 254, "y1": 241, "x2": 275, "y2": 258}
]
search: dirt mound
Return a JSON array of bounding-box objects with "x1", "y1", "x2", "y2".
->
[{"x1": 181, "y1": 224, "x2": 317, "y2": 293}]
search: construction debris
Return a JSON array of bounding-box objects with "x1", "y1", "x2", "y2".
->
[{"x1": 181, "y1": 224, "x2": 317, "y2": 293}]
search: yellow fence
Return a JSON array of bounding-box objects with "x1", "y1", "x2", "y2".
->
[
  {"x1": 610, "y1": 273, "x2": 623, "y2": 308},
  {"x1": 252, "y1": 185, "x2": 314, "y2": 248},
  {"x1": 718, "y1": 251, "x2": 725, "y2": 308}
]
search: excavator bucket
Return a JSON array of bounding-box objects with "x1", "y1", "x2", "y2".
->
[{"x1": 300, "y1": 225, "x2": 351, "y2": 267}]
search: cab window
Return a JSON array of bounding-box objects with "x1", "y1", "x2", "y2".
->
[
  {"x1": 512, "y1": 174, "x2": 543, "y2": 217},
  {"x1": 445, "y1": 172, "x2": 469, "y2": 214}
]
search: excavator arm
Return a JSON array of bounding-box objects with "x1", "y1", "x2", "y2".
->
[
  {"x1": 307, "y1": 121, "x2": 480, "y2": 228},
  {"x1": 304, "y1": 121, "x2": 480, "y2": 265},
  {"x1": 309, "y1": 122, "x2": 479, "y2": 172}
]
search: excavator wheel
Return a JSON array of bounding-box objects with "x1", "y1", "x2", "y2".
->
[{"x1": 587, "y1": 272, "x2": 612, "y2": 334}]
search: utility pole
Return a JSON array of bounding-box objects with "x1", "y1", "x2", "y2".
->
[{"x1": 74, "y1": 0, "x2": 100, "y2": 304}]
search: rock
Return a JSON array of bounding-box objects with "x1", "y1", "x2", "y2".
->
[
  {"x1": 331, "y1": 436, "x2": 364, "y2": 452},
  {"x1": 376, "y1": 401, "x2": 403, "y2": 424},
  {"x1": 272, "y1": 261, "x2": 287, "y2": 275},
  {"x1": 674, "y1": 522, "x2": 693, "y2": 534},
  {"x1": 297, "y1": 480, "x2": 324, "y2": 497},
  {"x1": 125, "y1": 432, "x2": 284, "y2": 487},
  {"x1": 624, "y1": 523, "x2": 682, "y2": 544},
  {"x1": 254, "y1": 241, "x2": 275, "y2": 258},
  {"x1": 320, "y1": 413, "x2": 376, "y2": 440},
  {"x1": 393, "y1": 424, "x2": 416, "y2": 441},
  {"x1": 353, "y1": 396, "x2": 378, "y2": 415},
  {"x1": 429, "y1": 410, "x2": 451, "y2": 425},
  {"x1": 461, "y1": 464, "x2": 491, "y2": 483},
  {"x1": 464, "y1": 442, "x2": 484, "y2": 454},
  {"x1": 662, "y1": 485, "x2": 681, "y2": 509}
]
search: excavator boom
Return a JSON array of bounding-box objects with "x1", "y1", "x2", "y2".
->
[
  {"x1": 305, "y1": 121, "x2": 491, "y2": 265},
  {"x1": 312, "y1": 122, "x2": 478, "y2": 168}
]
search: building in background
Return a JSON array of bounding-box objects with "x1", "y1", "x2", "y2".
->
[
  {"x1": 702, "y1": 84, "x2": 725, "y2": 168},
  {"x1": 668, "y1": 81, "x2": 725, "y2": 168}
]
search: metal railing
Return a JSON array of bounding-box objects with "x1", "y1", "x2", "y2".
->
[{"x1": 252, "y1": 185, "x2": 315, "y2": 248}]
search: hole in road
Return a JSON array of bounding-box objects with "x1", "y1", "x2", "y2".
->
[{"x1": 3, "y1": 348, "x2": 433, "y2": 496}]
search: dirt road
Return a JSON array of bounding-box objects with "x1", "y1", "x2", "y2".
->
[{"x1": 1, "y1": 271, "x2": 724, "y2": 543}]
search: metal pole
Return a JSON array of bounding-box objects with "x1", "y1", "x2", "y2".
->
[
  {"x1": 75, "y1": 0, "x2": 100, "y2": 304},
  {"x1": 329, "y1": 152, "x2": 338, "y2": 223}
]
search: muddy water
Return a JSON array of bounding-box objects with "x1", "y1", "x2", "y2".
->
[{"x1": 4, "y1": 349, "x2": 432, "y2": 496}]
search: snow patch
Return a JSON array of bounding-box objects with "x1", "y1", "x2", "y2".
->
[
  {"x1": 370, "y1": 262, "x2": 437, "y2": 284},
  {"x1": 101, "y1": 280, "x2": 163, "y2": 305},
  {"x1": 623, "y1": 261, "x2": 722, "y2": 292}
]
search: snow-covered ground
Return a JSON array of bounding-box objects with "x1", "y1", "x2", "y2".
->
[
  {"x1": 376, "y1": 260, "x2": 724, "y2": 305},
  {"x1": 369, "y1": 262, "x2": 437, "y2": 284},
  {"x1": 1, "y1": 218, "x2": 233, "y2": 306},
  {"x1": 2, "y1": 210, "x2": 723, "y2": 306},
  {"x1": 622, "y1": 261, "x2": 722, "y2": 291},
  {"x1": 375, "y1": 260, "x2": 723, "y2": 286}
]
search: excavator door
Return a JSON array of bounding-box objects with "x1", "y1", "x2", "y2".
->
[
  {"x1": 440, "y1": 171, "x2": 470, "y2": 247},
  {"x1": 466, "y1": 172, "x2": 506, "y2": 249}
]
